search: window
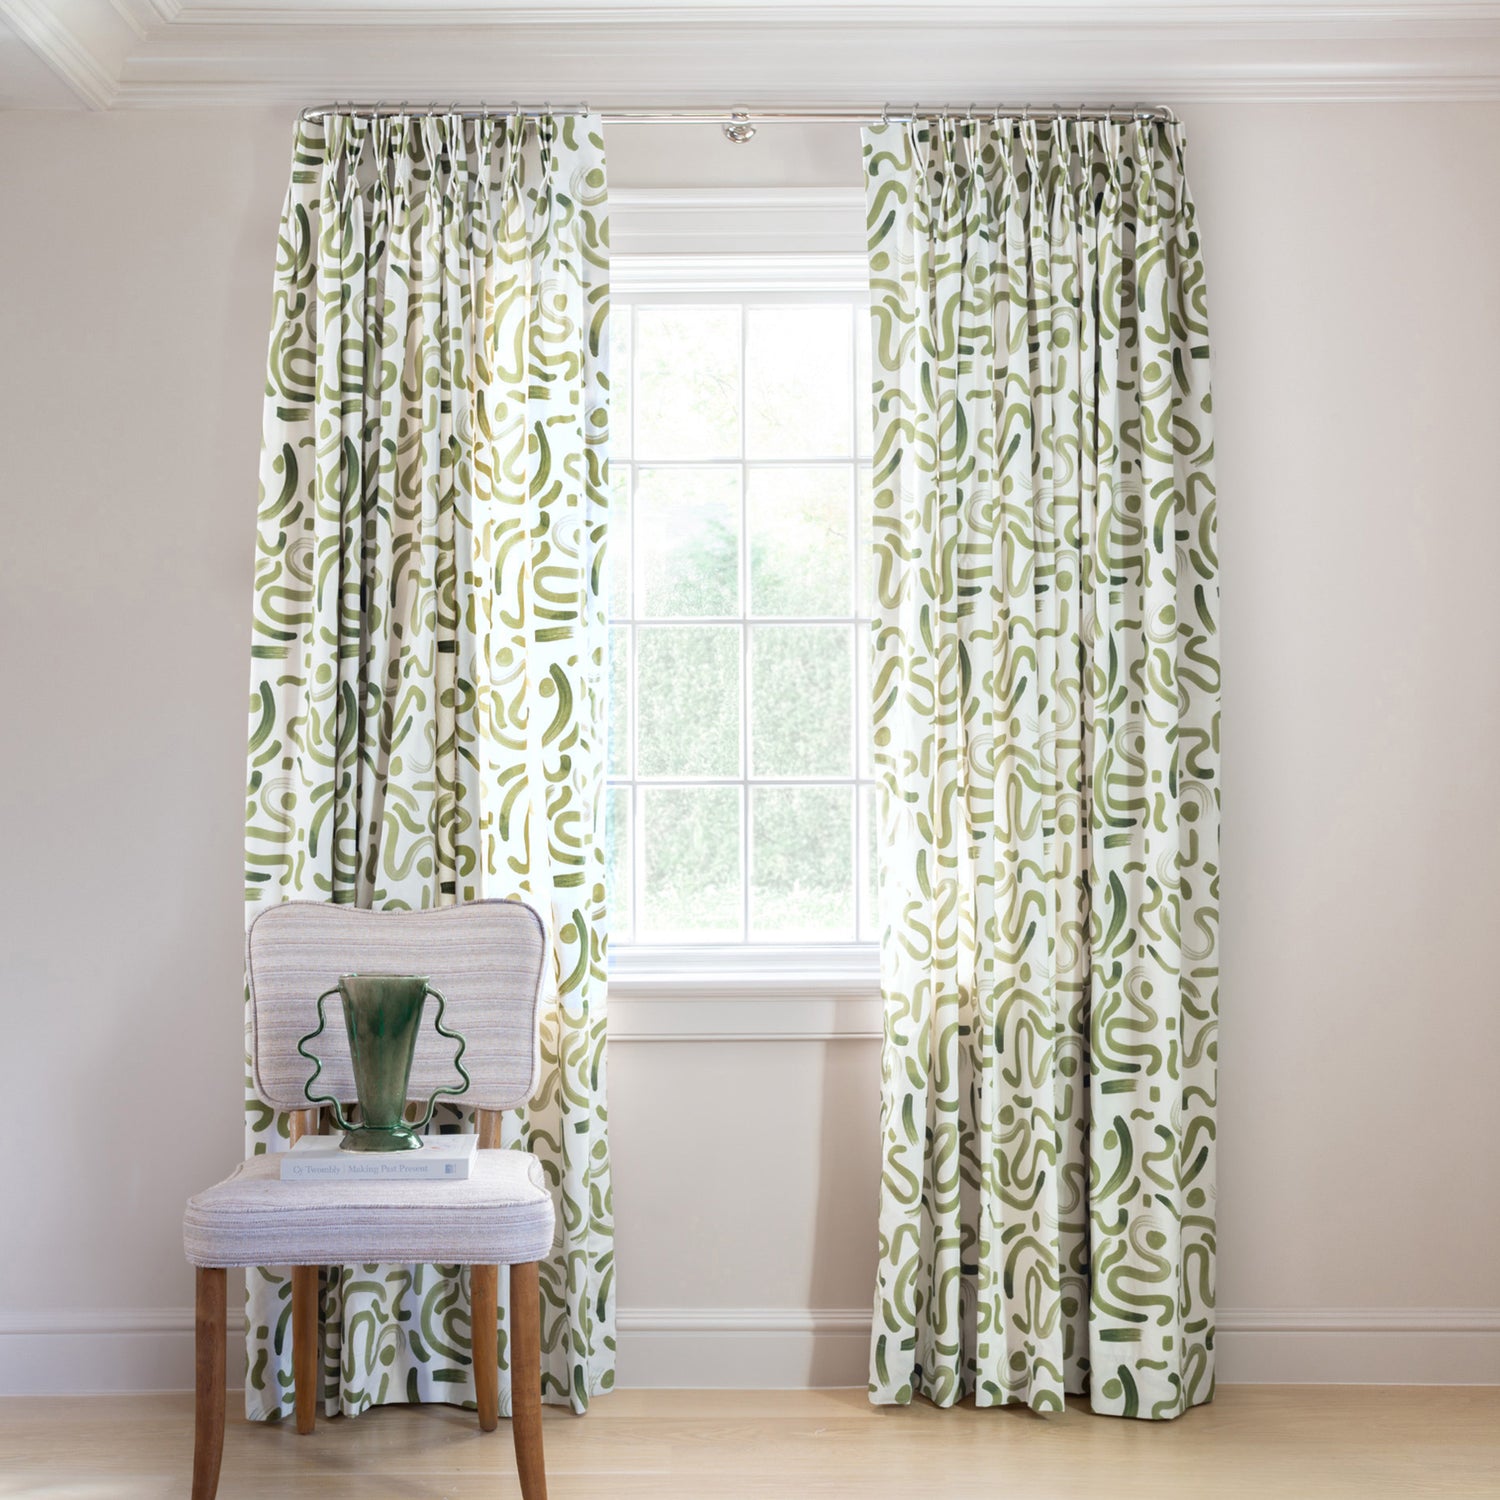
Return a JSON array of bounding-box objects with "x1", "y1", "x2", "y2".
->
[{"x1": 607, "y1": 276, "x2": 876, "y2": 952}]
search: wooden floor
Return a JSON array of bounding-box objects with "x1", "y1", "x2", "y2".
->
[{"x1": 1, "y1": 1387, "x2": 1497, "y2": 1498}]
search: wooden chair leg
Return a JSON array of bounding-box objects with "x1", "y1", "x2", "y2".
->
[
  {"x1": 509, "y1": 1260, "x2": 547, "y2": 1500},
  {"x1": 191, "y1": 1267, "x2": 226, "y2": 1500},
  {"x1": 291, "y1": 1265, "x2": 320, "y2": 1435},
  {"x1": 471, "y1": 1263, "x2": 499, "y2": 1432}
]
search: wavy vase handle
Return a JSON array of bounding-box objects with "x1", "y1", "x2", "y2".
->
[
  {"x1": 295, "y1": 985, "x2": 357, "y2": 1134},
  {"x1": 408, "y1": 982, "x2": 471, "y2": 1131}
]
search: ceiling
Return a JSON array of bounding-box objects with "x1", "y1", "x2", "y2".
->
[{"x1": 2, "y1": 1, "x2": 1499, "y2": 111}]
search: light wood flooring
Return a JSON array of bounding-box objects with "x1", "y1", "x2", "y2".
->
[{"x1": 1, "y1": 1386, "x2": 1496, "y2": 1498}]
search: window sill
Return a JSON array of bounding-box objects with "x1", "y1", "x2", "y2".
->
[{"x1": 605, "y1": 944, "x2": 882, "y2": 1042}]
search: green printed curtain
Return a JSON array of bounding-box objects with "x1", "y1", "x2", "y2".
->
[
  {"x1": 244, "y1": 112, "x2": 613, "y2": 1420},
  {"x1": 863, "y1": 116, "x2": 1218, "y2": 1419}
]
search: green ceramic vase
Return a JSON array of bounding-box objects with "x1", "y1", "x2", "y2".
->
[{"x1": 295, "y1": 974, "x2": 470, "y2": 1151}]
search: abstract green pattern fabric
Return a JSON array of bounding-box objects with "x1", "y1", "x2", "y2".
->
[
  {"x1": 244, "y1": 112, "x2": 613, "y2": 1421},
  {"x1": 863, "y1": 117, "x2": 1218, "y2": 1420}
]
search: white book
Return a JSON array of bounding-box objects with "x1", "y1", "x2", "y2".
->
[{"x1": 280, "y1": 1133, "x2": 479, "y2": 1182}]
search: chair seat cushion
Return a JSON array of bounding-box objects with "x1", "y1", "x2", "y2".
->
[{"x1": 183, "y1": 1149, "x2": 555, "y2": 1268}]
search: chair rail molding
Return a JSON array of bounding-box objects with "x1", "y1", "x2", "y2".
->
[
  {"x1": 4, "y1": 2, "x2": 1500, "y2": 111},
  {"x1": 3, "y1": 1304, "x2": 1498, "y2": 1394}
]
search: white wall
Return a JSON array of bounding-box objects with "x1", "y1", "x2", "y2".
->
[{"x1": 1, "y1": 103, "x2": 1497, "y2": 1395}]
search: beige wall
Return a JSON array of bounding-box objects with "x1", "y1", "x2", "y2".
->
[{"x1": 1, "y1": 103, "x2": 1496, "y2": 1394}]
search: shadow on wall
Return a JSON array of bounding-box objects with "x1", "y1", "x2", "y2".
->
[{"x1": 808, "y1": 1036, "x2": 882, "y2": 1388}]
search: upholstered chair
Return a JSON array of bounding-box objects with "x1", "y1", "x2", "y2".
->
[{"x1": 182, "y1": 899, "x2": 554, "y2": 1500}]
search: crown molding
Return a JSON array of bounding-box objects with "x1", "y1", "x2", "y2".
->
[
  {"x1": 110, "y1": 0, "x2": 183, "y2": 39},
  {"x1": 152, "y1": 3, "x2": 1500, "y2": 26},
  {"x1": 0, "y1": 0, "x2": 120, "y2": 107},
  {"x1": 6, "y1": 2, "x2": 1500, "y2": 111}
]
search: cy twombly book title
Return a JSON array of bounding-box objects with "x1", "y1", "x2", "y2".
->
[{"x1": 279, "y1": 1133, "x2": 479, "y2": 1181}]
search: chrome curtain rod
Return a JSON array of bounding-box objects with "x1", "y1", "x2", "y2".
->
[{"x1": 298, "y1": 102, "x2": 1177, "y2": 126}]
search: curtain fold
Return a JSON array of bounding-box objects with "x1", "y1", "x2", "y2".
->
[
  {"x1": 863, "y1": 115, "x2": 1218, "y2": 1419},
  {"x1": 243, "y1": 111, "x2": 613, "y2": 1420}
]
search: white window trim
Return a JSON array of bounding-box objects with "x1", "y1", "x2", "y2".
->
[
  {"x1": 610, "y1": 187, "x2": 866, "y2": 260},
  {"x1": 613, "y1": 252, "x2": 867, "y2": 296},
  {"x1": 605, "y1": 205, "x2": 881, "y2": 1038},
  {"x1": 609, "y1": 941, "x2": 880, "y2": 997},
  {"x1": 606, "y1": 944, "x2": 882, "y2": 1042}
]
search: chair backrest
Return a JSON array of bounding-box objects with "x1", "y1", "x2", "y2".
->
[{"x1": 246, "y1": 899, "x2": 548, "y2": 1114}]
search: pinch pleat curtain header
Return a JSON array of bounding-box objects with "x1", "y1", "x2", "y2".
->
[{"x1": 864, "y1": 111, "x2": 1201, "y2": 218}]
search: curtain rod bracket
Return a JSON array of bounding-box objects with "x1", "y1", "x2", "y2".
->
[{"x1": 722, "y1": 111, "x2": 757, "y2": 145}]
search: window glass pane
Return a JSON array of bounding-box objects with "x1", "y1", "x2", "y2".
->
[
  {"x1": 609, "y1": 467, "x2": 630, "y2": 619},
  {"x1": 635, "y1": 305, "x2": 740, "y2": 460},
  {"x1": 859, "y1": 784, "x2": 878, "y2": 943},
  {"x1": 856, "y1": 465, "x2": 875, "y2": 618},
  {"x1": 749, "y1": 624, "x2": 852, "y2": 777},
  {"x1": 750, "y1": 785, "x2": 854, "y2": 940},
  {"x1": 636, "y1": 467, "x2": 740, "y2": 618},
  {"x1": 637, "y1": 625, "x2": 740, "y2": 777},
  {"x1": 640, "y1": 786, "x2": 742, "y2": 941},
  {"x1": 606, "y1": 786, "x2": 632, "y2": 944},
  {"x1": 855, "y1": 312, "x2": 872, "y2": 459},
  {"x1": 856, "y1": 622, "x2": 873, "y2": 780},
  {"x1": 748, "y1": 466, "x2": 851, "y2": 618},
  {"x1": 746, "y1": 304, "x2": 853, "y2": 459},
  {"x1": 612, "y1": 307, "x2": 632, "y2": 461},
  {"x1": 609, "y1": 626, "x2": 630, "y2": 776}
]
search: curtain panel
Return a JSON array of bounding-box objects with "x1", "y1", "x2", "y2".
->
[
  {"x1": 243, "y1": 112, "x2": 613, "y2": 1420},
  {"x1": 863, "y1": 116, "x2": 1218, "y2": 1419}
]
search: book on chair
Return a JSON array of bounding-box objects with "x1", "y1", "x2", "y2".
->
[{"x1": 279, "y1": 1132, "x2": 479, "y2": 1181}]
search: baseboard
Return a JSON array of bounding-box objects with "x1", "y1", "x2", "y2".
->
[
  {"x1": 2, "y1": 1306, "x2": 1496, "y2": 1396},
  {"x1": 616, "y1": 1307, "x2": 1500, "y2": 1390},
  {"x1": 616, "y1": 1307, "x2": 874, "y2": 1389},
  {"x1": 1215, "y1": 1308, "x2": 1500, "y2": 1386},
  {"x1": 0, "y1": 1307, "x2": 248, "y2": 1397}
]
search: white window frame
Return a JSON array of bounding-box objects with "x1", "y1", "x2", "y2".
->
[{"x1": 606, "y1": 207, "x2": 881, "y2": 1031}]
